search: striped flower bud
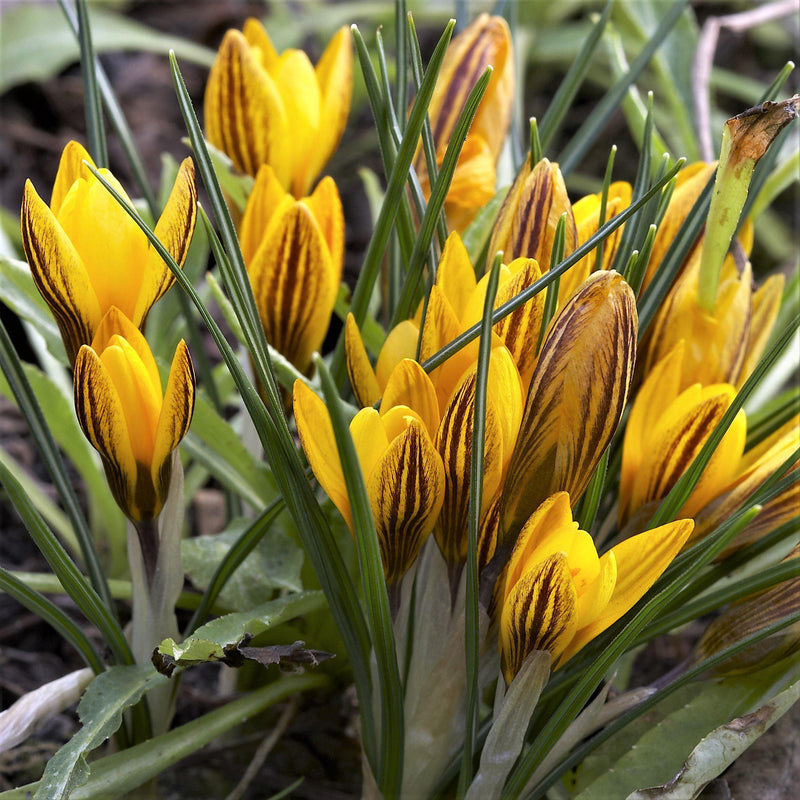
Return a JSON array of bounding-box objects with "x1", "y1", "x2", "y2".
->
[
  {"x1": 21, "y1": 141, "x2": 196, "y2": 365},
  {"x1": 240, "y1": 164, "x2": 343, "y2": 377},
  {"x1": 205, "y1": 19, "x2": 352, "y2": 197},
  {"x1": 74, "y1": 308, "x2": 195, "y2": 522},
  {"x1": 499, "y1": 492, "x2": 693, "y2": 681}
]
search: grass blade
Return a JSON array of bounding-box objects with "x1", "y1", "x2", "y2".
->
[{"x1": 74, "y1": 0, "x2": 107, "y2": 167}]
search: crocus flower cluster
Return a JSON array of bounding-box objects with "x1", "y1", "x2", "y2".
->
[{"x1": 21, "y1": 141, "x2": 197, "y2": 524}]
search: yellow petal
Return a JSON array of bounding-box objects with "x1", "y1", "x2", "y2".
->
[
  {"x1": 137, "y1": 158, "x2": 197, "y2": 327},
  {"x1": 368, "y1": 419, "x2": 445, "y2": 584},
  {"x1": 51, "y1": 140, "x2": 95, "y2": 216},
  {"x1": 73, "y1": 345, "x2": 138, "y2": 519},
  {"x1": 302, "y1": 176, "x2": 344, "y2": 295},
  {"x1": 249, "y1": 202, "x2": 336, "y2": 374},
  {"x1": 380, "y1": 358, "x2": 440, "y2": 438},
  {"x1": 21, "y1": 180, "x2": 101, "y2": 364},
  {"x1": 345, "y1": 313, "x2": 381, "y2": 407},
  {"x1": 562, "y1": 519, "x2": 694, "y2": 660},
  {"x1": 500, "y1": 553, "x2": 578, "y2": 682},
  {"x1": 738, "y1": 273, "x2": 784, "y2": 388},
  {"x1": 309, "y1": 26, "x2": 352, "y2": 195},
  {"x1": 500, "y1": 271, "x2": 637, "y2": 548},
  {"x1": 444, "y1": 134, "x2": 497, "y2": 223},
  {"x1": 574, "y1": 550, "x2": 617, "y2": 630},
  {"x1": 293, "y1": 380, "x2": 351, "y2": 529},
  {"x1": 375, "y1": 320, "x2": 420, "y2": 390},
  {"x1": 242, "y1": 17, "x2": 279, "y2": 68},
  {"x1": 151, "y1": 340, "x2": 195, "y2": 507},
  {"x1": 350, "y1": 407, "x2": 390, "y2": 486},
  {"x1": 435, "y1": 232, "x2": 477, "y2": 322}
]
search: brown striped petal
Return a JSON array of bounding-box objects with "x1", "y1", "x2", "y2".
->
[
  {"x1": 21, "y1": 180, "x2": 101, "y2": 365},
  {"x1": 345, "y1": 313, "x2": 381, "y2": 407},
  {"x1": 738, "y1": 273, "x2": 784, "y2": 388},
  {"x1": 368, "y1": 420, "x2": 445, "y2": 584},
  {"x1": 74, "y1": 345, "x2": 138, "y2": 519},
  {"x1": 136, "y1": 158, "x2": 197, "y2": 327},
  {"x1": 499, "y1": 553, "x2": 578, "y2": 683},
  {"x1": 500, "y1": 271, "x2": 637, "y2": 550},
  {"x1": 487, "y1": 158, "x2": 577, "y2": 273},
  {"x1": 151, "y1": 340, "x2": 195, "y2": 511},
  {"x1": 203, "y1": 29, "x2": 288, "y2": 181},
  {"x1": 302, "y1": 177, "x2": 345, "y2": 294},
  {"x1": 239, "y1": 165, "x2": 288, "y2": 264},
  {"x1": 248, "y1": 202, "x2": 337, "y2": 375}
]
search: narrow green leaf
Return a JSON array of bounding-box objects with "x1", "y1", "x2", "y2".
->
[
  {"x1": 592, "y1": 145, "x2": 617, "y2": 277},
  {"x1": 74, "y1": 0, "x2": 107, "y2": 167},
  {"x1": 315, "y1": 356, "x2": 404, "y2": 796},
  {"x1": 460, "y1": 253, "x2": 502, "y2": 794},
  {"x1": 536, "y1": 213, "x2": 566, "y2": 351},
  {"x1": 0, "y1": 567, "x2": 104, "y2": 674},
  {"x1": 529, "y1": 117, "x2": 542, "y2": 164},
  {"x1": 577, "y1": 447, "x2": 610, "y2": 534}
]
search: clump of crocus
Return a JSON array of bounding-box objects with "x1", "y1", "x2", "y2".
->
[
  {"x1": 204, "y1": 18, "x2": 352, "y2": 197},
  {"x1": 239, "y1": 164, "x2": 344, "y2": 377},
  {"x1": 499, "y1": 492, "x2": 693, "y2": 682},
  {"x1": 416, "y1": 13, "x2": 513, "y2": 231},
  {"x1": 74, "y1": 308, "x2": 195, "y2": 526},
  {"x1": 21, "y1": 141, "x2": 197, "y2": 365},
  {"x1": 294, "y1": 377, "x2": 444, "y2": 589}
]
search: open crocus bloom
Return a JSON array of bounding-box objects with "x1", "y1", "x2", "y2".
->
[
  {"x1": 21, "y1": 141, "x2": 197, "y2": 365},
  {"x1": 293, "y1": 379, "x2": 445, "y2": 585},
  {"x1": 240, "y1": 164, "x2": 343, "y2": 377},
  {"x1": 73, "y1": 308, "x2": 195, "y2": 522},
  {"x1": 619, "y1": 342, "x2": 747, "y2": 531},
  {"x1": 499, "y1": 492, "x2": 693, "y2": 682},
  {"x1": 204, "y1": 18, "x2": 352, "y2": 197},
  {"x1": 416, "y1": 13, "x2": 513, "y2": 231}
]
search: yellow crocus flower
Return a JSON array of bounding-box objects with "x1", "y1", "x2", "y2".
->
[
  {"x1": 619, "y1": 342, "x2": 747, "y2": 531},
  {"x1": 204, "y1": 19, "x2": 352, "y2": 197},
  {"x1": 21, "y1": 141, "x2": 197, "y2": 365},
  {"x1": 416, "y1": 14, "x2": 513, "y2": 231},
  {"x1": 293, "y1": 378, "x2": 445, "y2": 586},
  {"x1": 486, "y1": 157, "x2": 578, "y2": 275},
  {"x1": 73, "y1": 308, "x2": 195, "y2": 523},
  {"x1": 499, "y1": 492, "x2": 693, "y2": 681},
  {"x1": 240, "y1": 164, "x2": 343, "y2": 377}
]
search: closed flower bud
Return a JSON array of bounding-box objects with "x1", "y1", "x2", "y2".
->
[
  {"x1": 500, "y1": 492, "x2": 693, "y2": 682},
  {"x1": 73, "y1": 308, "x2": 195, "y2": 522},
  {"x1": 416, "y1": 14, "x2": 513, "y2": 231},
  {"x1": 205, "y1": 20, "x2": 352, "y2": 197},
  {"x1": 293, "y1": 379, "x2": 445, "y2": 585},
  {"x1": 21, "y1": 141, "x2": 196, "y2": 365},
  {"x1": 240, "y1": 165, "x2": 344, "y2": 377}
]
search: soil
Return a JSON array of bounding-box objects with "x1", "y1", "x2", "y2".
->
[{"x1": 0, "y1": 1, "x2": 797, "y2": 798}]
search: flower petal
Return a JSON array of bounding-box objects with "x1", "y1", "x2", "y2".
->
[
  {"x1": 368, "y1": 420, "x2": 445, "y2": 584},
  {"x1": 738, "y1": 273, "x2": 784, "y2": 388},
  {"x1": 21, "y1": 180, "x2": 101, "y2": 364},
  {"x1": 51, "y1": 140, "x2": 95, "y2": 216},
  {"x1": 500, "y1": 552, "x2": 578, "y2": 682},
  {"x1": 240, "y1": 165, "x2": 289, "y2": 264},
  {"x1": 302, "y1": 176, "x2": 344, "y2": 295},
  {"x1": 137, "y1": 158, "x2": 197, "y2": 327},
  {"x1": 435, "y1": 232, "x2": 477, "y2": 322},
  {"x1": 375, "y1": 320, "x2": 420, "y2": 390},
  {"x1": 151, "y1": 340, "x2": 195, "y2": 508},
  {"x1": 381, "y1": 358, "x2": 440, "y2": 438},
  {"x1": 345, "y1": 313, "x2": 381, "y2": 407},
  {"x1": 293, "y1": 380, "x2": 351, "y2": 529},
  {"x1": 74, "y1": 345, "x2": 138, "y2": 519},
  {"x1": 500, "y1": 271, "x2": 637, "y2": 549},
  {"x1": 564, "y1": 519, "x2": 694, "y2": 660}
]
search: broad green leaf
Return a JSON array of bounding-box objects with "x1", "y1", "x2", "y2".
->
[
  {"x1": 0, "y1": 256, "x2": 66, "y2": 363},
  {"x1": 572, "y1": 652, "x2": 800, "y2": 798},
  {"x1": 0, "y1": 3, "x2": 214, "y2": 93},
  {"x1": 182, "y1": 519, "x2": 304, "y2": 612},
  {"x1": 155, "y1": 591, "x2": 326, "y2": 671},
  {"x1": 33, "y1": 664, "x2": 166, "y2": 800},
  {"x1": 627, "y1": 672, "x2": 800, "y2": 798}
]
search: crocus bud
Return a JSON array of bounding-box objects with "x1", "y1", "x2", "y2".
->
[
  {"x1": 487, "y1": 157, "x2": 578, "y2": 274},
  {"x1": 293, "y1": 379, "x2": 445, "y2": 586},
  {"x1": 205, "y1": 19, "x2": 352, "y2": 197},
  {"x1": 499, "y1": 492, "x2": 692, "y2": 681},
  {"x1": 21, "y1": 141, "x2": 196, "y2": 365},
  {"x1": 74, "y1": 308, "x2": 195, "y2": 522},
  {"x1": 240, "y1": 164, "x2": 343, "y2": 377},
  {"x1": 416, "y1": 14, "x2": 513, "y2": 231}
]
